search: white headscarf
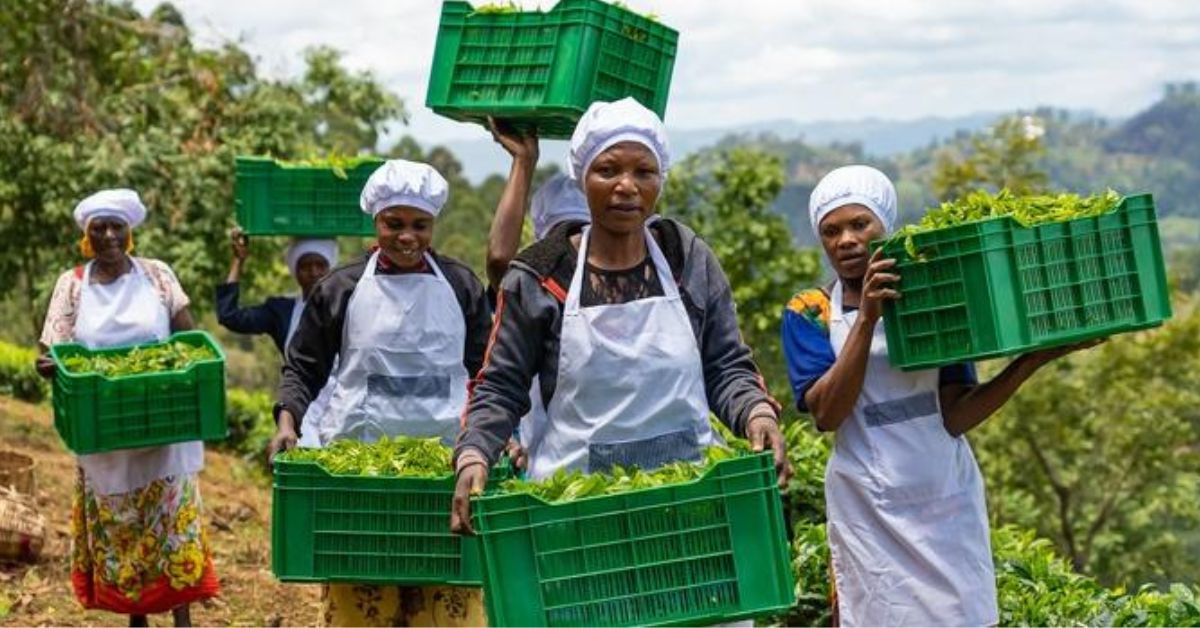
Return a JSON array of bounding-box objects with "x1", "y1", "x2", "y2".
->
[
  {"x1": 73, "y1": 189, "x2": 147, "y2": 230},
  {"x1": 360, "y1": 159, "x2": 449, "y2": 218},
  {"x1": 285, "y1": 239, "x2": 338, "y2": 277},
  {"x1": 532, "y1": 173, "x2": 591, "y2": 240},
  {"x1": 568, "y1": 97, "x2": 670, "y2": 185},
  {"x1": 808, "y1": 165, "x2": 898, "y2": 236}
]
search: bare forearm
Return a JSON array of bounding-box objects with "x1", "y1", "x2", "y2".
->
[
  {"x1": 226, "y1": 259, "x2": 242, "y2": 284},
  {"x1": 486, "y1": 157, "x2": 536, "y2": 287},
  {"x1": 942, "y1": 356, "x2": 1043, "y2": 436},
  {"x1": 805, "y1": 317, "x2": 875, "y2": 432}
]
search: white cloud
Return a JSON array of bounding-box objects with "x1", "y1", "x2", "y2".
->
[{"x1": 133, "y1": 0, "x2": 1200, "y2": 144}]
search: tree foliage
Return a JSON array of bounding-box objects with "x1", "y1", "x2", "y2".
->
[
  {"x1": 660, "y1": 147, "x2": 821, "y2": 413},
  {"x1": 973, "y1": 303, "x2": 1200, "y2": 585},
  {"x1": 0, "y1": 0, "x2": 402, "y2": 340}
]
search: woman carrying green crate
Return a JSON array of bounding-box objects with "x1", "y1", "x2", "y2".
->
[
  {"x1": 781, "y1": 166, "x2": 1101, "y2": 627},
  {"x1": 34, "y1": 189, "x2": 218, "y2": 627},
  {"x1": 451, "y1": 98, "x2": 793, "y2": 531},
  {"x1": 269, "y1": 159, "x2": 492, "y2": 626}
]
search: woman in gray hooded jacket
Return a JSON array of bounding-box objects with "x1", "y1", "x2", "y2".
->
[{"x1": 452, "y1": 98, "x2": 792, "y2": 532}]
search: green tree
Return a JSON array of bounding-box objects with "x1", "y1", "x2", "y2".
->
[
  {"x1": 0, "y1": 0, "x2": 403, "y2": 341},
  {"x1": 973, "y1": 304, "x2": 1200, "y2": 585},
  {"x1": 660, "y1": 147, "x2": 821, "y2": 412},
  {"x1": 932, "y1": 115, "x2": 1050, "y2": 201}
]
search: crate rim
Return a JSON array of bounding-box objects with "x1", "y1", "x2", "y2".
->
[
  {"x1": 472, "y1": 451, "x2": 773, "y2": 512},
  {"x1": 871, "y1": 192, "x2": 1150, "y2": 256},
  {"x1": 442, "y1": 0, "x2": 680, "y2": 40},
  {"x1": 49, "y1": 330, "x2": 225, "y2": 383}
]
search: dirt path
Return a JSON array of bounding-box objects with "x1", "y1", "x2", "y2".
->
[{"x1": 0, "y1": 397, "x2": 321, "y2": 626}]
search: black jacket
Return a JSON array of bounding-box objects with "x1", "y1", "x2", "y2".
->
[
  {"x1": 214, "y1": 282, "x2": 296, "y2": 355},
  {"x1": 276, "y1": 250, "x2": 491, "y2": 426}
]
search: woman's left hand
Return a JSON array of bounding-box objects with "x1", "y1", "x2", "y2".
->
[
  {"x1": 34, "y1": 354, "x2": 55, "y2": 380},
  {"x1": 1023, "y1": 338, "x2": 1106, "y2": 368},
  {"x1": 746, "y1": 413, "x2": 793, "y2": 489}
]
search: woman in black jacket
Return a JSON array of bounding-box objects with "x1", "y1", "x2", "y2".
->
[{"x1": 214, "y1": 230, "x2": 337, "y2": 355}]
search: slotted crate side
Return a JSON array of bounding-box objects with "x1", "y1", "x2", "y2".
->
[
  {"x1": 235, "y1": 157, "x2": 381, "y2": 236},
  {"x1": 881, "y1": 194, "x2": 1171, "y2": 371},
  {"x1": 474, "y1": 453, "x2": 793, "y2": 627},
  {"x1": 272, "y1": 461, "x2": 498, "y2": 586},
  {"x1": 427, "y1": 0, "x2": 677, "y2": 139},
  {"x1": 50, "y1": 332, "x2": 227, "y2": 454}
]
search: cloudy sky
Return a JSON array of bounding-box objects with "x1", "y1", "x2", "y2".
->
[{"x1": 131, "y1": 0, "x2": 1200, "y2": 144}]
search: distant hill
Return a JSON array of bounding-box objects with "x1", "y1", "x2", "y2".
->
[{"x1": 440, "y1": 112, "x2": 1005, "y2": 183}]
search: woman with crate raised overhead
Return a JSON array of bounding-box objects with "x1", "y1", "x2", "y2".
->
[
  {"x1": 269, "y1": 159, "x2": 491, "y2": 626},
  {"x1": 781, "y1": 166, "x2": 1100, "y2": 627},
  {"x1": 216, "y1": 231, "x2": 338, "y2": 446},
  {"x1": 34, "y1": 189, "x2": 217, "y2": 628},
  {"x1": 451, "y1": 98, "x2": 793, "y2": 531}
]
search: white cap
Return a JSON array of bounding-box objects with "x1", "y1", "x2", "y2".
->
[
  {"x1": 532, "y1": 173, "x2": 591, "y2": 240},
  {"x1": 568, "y1": 97, "x2": 670, "y2": 184},
  {"x1": 285, "y1": 239, "x2": 338, "y2": 277},
  {"x1": 73, "y1": 189, "x2": 147, "y2": 230},
  {"x1": 808, "y1": 165, "x2": 898, "y2": 236},
  {"x1": 360, "y1": 159, "x2": 449, "y2": 218}
]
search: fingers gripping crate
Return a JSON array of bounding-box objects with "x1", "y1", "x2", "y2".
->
[
  {"x1": 49, "y1": 331, "x2": 227, "y2": 455},
  {"x1": 272, "y1": 460, "x2": 509, "y2": 586},
  {"x1": 426, "y1": 0, "x2": 678, "y2": 139},
  {"x1": 472, "y1": 453, "x2": 794, "y2": 627},
  {"x1": 878, "y1": 193, "x2": 1172, "y2": 371},
  {"x1": 234, "y1": 156, "x2": 382, "y2": 237}
]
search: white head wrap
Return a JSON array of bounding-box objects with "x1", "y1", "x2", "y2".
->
[
  {"x1": 285, "y1": 239, "x2": 338, "y2": 277},
  {"x1": 532, "y1": 173, "x2": 591, "y2": 240},
  {"x1": 360, "y1": 159, "x2": 449, "y2": 218},
  {"x1": 568, "y1": 97, "x2": 670, "y2": 185},
  {"x1": 808, "y1": 165, "x2": 898, "y2": 236},
  {"x1": 73, "y1": 189, "x2": 147, "y2": 230}
]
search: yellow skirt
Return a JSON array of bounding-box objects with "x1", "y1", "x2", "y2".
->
[{"x1": 321, "y1": 584, "x2": 486, "y2": 627}]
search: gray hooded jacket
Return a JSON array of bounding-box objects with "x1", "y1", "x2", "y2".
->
[{"x1": 454, "y1": 217, "x2": 779, "y2": 465}]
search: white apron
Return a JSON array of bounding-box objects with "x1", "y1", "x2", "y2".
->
[
  {"x1": 73, "y1": 260, "x2": 204, "y2": 496},
  {"x1": 287, "y1": 295, "x2": 335, "y2": 449},
  {"x1": 525, "y1": 226, "x2": 713, "y2": 480},
  {"x1": 517, "y1": 376, "x2": 547, "y2": 458},
  {"x1": 825, "y1": 281, "x2": 997, "y2": 627},
  {"x1": 315, "y1": 251, "x2": 468, "y2": 446}
]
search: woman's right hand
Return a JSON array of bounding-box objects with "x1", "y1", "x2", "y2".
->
[
  {"x1": 488, "y1": 116, "x2": 539, "y2": 165},
  {"x1": 231, "y1": 227, "x2": 249, "y2": 263},
  {"x1": 858, "y1": 247, "x2": 900, "y2": 324},
  {"x1": 266, "y1": 410, "x2": 298, "y2": 466},
  {"x1": 450, "y1": 462, "x2": 488, "y2": 535},
  {"x1": 35, "y1": 354, "x2": 55, "y2": 380}
]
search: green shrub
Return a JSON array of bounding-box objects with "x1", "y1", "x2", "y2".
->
[
  {"x1": 222, "y1": 387, "x2": 275, "y2": 462},
  {"x1": 0, "y1": 341, "x2": 48, "y2": 403}
]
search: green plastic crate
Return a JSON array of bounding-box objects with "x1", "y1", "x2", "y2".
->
[
  {"x1": 272, "y1": 459, "x2": 510, "y2": 586},
  {"x1": 472, "y1": 453, "x2": 794, "y2": 627},
  {"x1": 426, "y1": 0, "x2": 678, "y2": 139},
  {"x1": 50, "y1": 331, "x2": 227, "y2": 455},
  {"x1": 878, "y1": 193, "x2": 1172, "y2": 371},
  {"x1": 234, "y1": 156, "x2": 383, "y2": 236}
]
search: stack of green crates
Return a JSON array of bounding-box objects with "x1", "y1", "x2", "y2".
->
[
  {"x1": 50, "y1": 331, "x2": 227, "y2": 455},
  {"x1": 234, "y1": 156, "x2": 382, "y2": 237},
  {"x1": 472, "y1": 452, "x2": 794, "y2": 627},
  {"x1": 272, "y1": 459, "x2": 510, "y2": 586},
  {"x1": 877, "y1": 193, "x2": 1172, "y2": 371},
  {"x1": 426, "y1": 0, "x2": 678, "y2": 139}
]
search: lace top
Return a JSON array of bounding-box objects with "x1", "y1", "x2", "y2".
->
[{"x1": 580, "y1": 256, "x2": 664, "y2": 307}]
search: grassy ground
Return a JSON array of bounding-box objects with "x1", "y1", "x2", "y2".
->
[{"x1": 0, "y1": 396, "x2": 321, "y2": 626}]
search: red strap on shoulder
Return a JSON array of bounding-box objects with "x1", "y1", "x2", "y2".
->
[
  {"x1": 540, "y1": 277, "x2": 567, "y2": 303},
  {"x1": 74, "y1": 265, "x2": 84, "y2": 279}
]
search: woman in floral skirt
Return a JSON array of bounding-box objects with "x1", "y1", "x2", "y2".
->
[{"x1": 35, "y1": 189, "x2": 219, "y2": 627}]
